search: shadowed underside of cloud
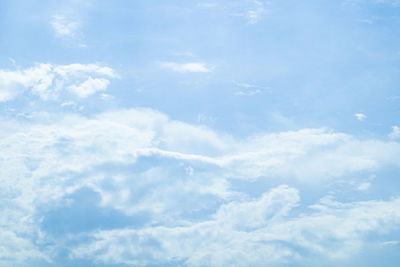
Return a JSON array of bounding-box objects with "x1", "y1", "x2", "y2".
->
[{"x1": 0, "y1": 108, "x2": 400, "y2": 266}]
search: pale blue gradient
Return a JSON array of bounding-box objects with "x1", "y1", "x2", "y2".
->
[{"x1": 1, "y1": 0, "x2": 400, "y2": 266}]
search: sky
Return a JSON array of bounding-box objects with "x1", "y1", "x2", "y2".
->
[{"x1": 1, "y1": 0, "x2": 400, "y2": 266}]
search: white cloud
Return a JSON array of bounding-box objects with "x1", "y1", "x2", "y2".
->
[
  {"x1": 61, "y1": 101, "x2": 75, "y2": 107},
  {"x1": 246, "y1": 8, "x2": 265, "y2": 24},
  {"x1": 389, "y1": 126, "x2": 400, "y2": 140},
  {"x1": 235, "y1": 89, "x2": 261, "y2": 96},
  {"x1": 234, "y1": 81, "x2": 270, "y2": 96},
  {"x1": 54, "y1": 63, "x2": 116, "y2": 78},
  {"x1": 381, "y1": 240, "x2": 399, "y2": 246},
  {"x1": 357, "y1": 182, "x2": 371, "y2": 191},
  {"x1": 214, "y1": 185, "x2": 299, "y2": 230},
  {"x1": 68, "y1": 77, "x2": 110, "y2": 98},
  {"x1": 160, "y1": 62, "x2": 211, "y2": 73},
  {"x1": 0, "y1": 63, "x2": 53, "y2": 101},
  {"x1": 229, "y1": 0, "x2": 267, "y2": 24},
  {"x1": 69, "y1": 187, "x2": 400, "y2": 266},
  {"x1": 51, "y1": 15, "x2": 80, "y2": 39},
  {"x1": 100, "y1": 93, "x2": 114, "y2": 101},
  {"x1": 355, "y1": 113, "x2": 367, "y2": 121},
  {"x1": 0, "y1": 230, "x2": 51, "y2": 267},
  {"x1": 0, "y1": 111, "x2": 399, "y2": 202},
  {"x1": 1, "y1": 108, "x2": 400, "y2": 265},
  {"x1": 0, "y1": 63, "x2": 116, "y2": 101}
]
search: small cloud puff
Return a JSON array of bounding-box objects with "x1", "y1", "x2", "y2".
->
[
  {"x1": 357, "y1": 182, "x2": 371, "y2": 191},
  {"x1": 355, "y1": 113, "x2": 366, "y2": 121},
  {"x1": 160, "y1": 62, "x2": 212, "y2": 73},
  {"x1": 51, "y1": 15, "x2": 80, "y2": 39},
  {"x1": 389, "y1": 126, "x2": 400, "y2": 140}
]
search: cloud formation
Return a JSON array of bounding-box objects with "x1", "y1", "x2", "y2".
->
[
  {"x1": 70, "y1": 187, "x2": 400, "y2": 266},
  {"x1": 1, "y1": 108, "x2": 400, "y2": 266},
  {"x1": 0, "y1": 63, "x2": 116, "y2": 101},
  {"x1": 51, "y1": 15, "x2": 80, "y2": 40}
]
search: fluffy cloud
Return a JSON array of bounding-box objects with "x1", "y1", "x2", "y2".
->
[
  {"x1": 69, "y1": 186, "x2": 400, "y2": 266},
  {"x1": 0, "y1": 63, "x2": 116, "y2": 101},
  {"x1": 389, "y1": 126, "x2": 400, "y2": 140},
  {"x1": 67, "y1": 77, "x2": 110, "y2": 98},
  {"x1": 1, "y1": 108, "x2": 400, "y2": 266},
  {"x1": 0, "y1": 230, "x2": 51, "y2": 267}
]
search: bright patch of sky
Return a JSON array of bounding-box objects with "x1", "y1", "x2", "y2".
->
[{"x1": 1, "y1": 0, "x2": 400, "y2": 266}]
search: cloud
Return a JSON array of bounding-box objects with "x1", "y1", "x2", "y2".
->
[
  {"x1": 201, "y1": 0, "x2": 267, "y2": 25},
  {"x1": 160, "y1": 62, "x2": 212, "y2": 73},
  {"x1": 246, "y1": 6, "x2": 265, "y2": 24},
  {"x1": 0, "y1": 63, "x2": 53, "y2": 101},
  {"x1": 51, "y1": 15, "x2": 80, "y2": 39},
  {"x1": 389, "y1": 126, "x2": 400, "y2": 140},
  {"x1": 357, "y1": 182, "x2": 371, "y2": 191},
  {"x1": 0, "y1": 230, "x2": 51, "y2": 267},
  {"x1": 381, "y1": 240, "x2": 399, "y2": 246},
  {"x1": 1, "y1": 108, "x2": 400, "y2": 265},
  {"x1": 68, "y1": 77, "x2": 110, "y2": 98},
  {"x1": 355, "y1": 113, "x2": 367, "y2": 121},
  {"x1": 234, "y1": 82, "x2": 270, "y2": 96},
  {"x1": 235, "y1": 89, "x2": 261, "y2": 96},
  {"x1": 0, "y1": 63, "x2": 116, "y2": 101},
  {"x1": 69, "y1": 186, "x2": 400, "y2": 266}
]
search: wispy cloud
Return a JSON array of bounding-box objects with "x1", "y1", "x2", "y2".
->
[
  {"x1": 234, "y1": 82, "x2": 270, "y2": 96},
  {"x1": 357, "y1": 182, "x2": 371, "y2": 191},
  {"x1": 246, "y1": 6, "x2": 265, "y2": 24},
  {"x1": 160, "y1": 62, "x2": 212, "y2": 73},
  {"x1": 51, "y1": 15, "x2": 80, "y2": 39},
  {"x1": 235, "y1": 89, "x2": 261, "y2": 96},
  {"x1": 199, "y1": 0, "x2": 267, "y2": 25},
  {"x1": 381, "y1": 240, "x2": 399, "y2": 246}
]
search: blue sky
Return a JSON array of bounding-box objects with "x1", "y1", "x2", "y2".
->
[{"x1": 1, "y1": 0, "x2": 400, "y2": 266}]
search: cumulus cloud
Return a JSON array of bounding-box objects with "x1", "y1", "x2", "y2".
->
[
  {"x1": 0, "y1": 63, "x2": 116, "y2": 101},
  {"x1": 160, "y1": 62, "x2": 211, "y2": 73},
  {"x1": 68, "y1": 77, "x2": 110, "y2": 98},
  {"x1": 1, "y1": 108, "x2": 400, "y2": 266},
  {"x1": 69, "y1": 187, "x2": 400, "y2": 266},
  {"x1": 0, "y1": 230, "x2": 51, "y2": 267}
]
